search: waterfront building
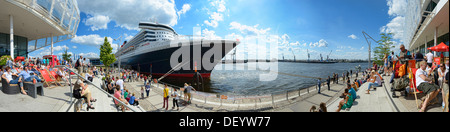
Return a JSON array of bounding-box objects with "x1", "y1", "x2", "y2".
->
[
  {"x1": 406, "y1": 0, "x2": 449, "y2": 57},
  {"x1": 0, "y1": 0, "x2": 80, "y2": 58}
]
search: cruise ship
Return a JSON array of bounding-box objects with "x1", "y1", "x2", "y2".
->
[{"x1": 115, "y1": 22, "x2": 239, "y2": 78}]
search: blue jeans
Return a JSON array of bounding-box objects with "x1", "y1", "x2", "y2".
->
[
  {"x1": 367, "y1": 82, "x2": 380, "y2": 90},
  {"x1": 9, "y1": 78, "x2": 23, "y2": 88},
  {"x1": 318, "y1": 84, "x2": 321, "y2": 93},
  {"x1": 24, "y1": 75, "x2": 41, "y2": 82}
]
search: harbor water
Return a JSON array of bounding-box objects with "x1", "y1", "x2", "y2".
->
[
  {"x1": 163, "y1": 62, "x2": 369, "y2": 96},
  {"x1": 210, "y1": 62, "x2": 368, "y2": 96}
]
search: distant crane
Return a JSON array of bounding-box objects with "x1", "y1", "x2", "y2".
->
[
  {"x1": 307, "y1": 49, "x2": 310, "y2": 62},
  {"x1": 326, "y1": 50, "x2": 333, "y2": 62},
  {"x1": 320, "y1": 54, "x2": 323, "y2": 62},
  {"x1": 362, "y1": 31, "x2": 378, "y2": 69},
  {"x1": 291, "y1": 50, "x2": 296, "y2": 62}
]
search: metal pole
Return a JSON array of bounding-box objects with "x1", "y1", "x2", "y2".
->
[
  {"x1": 69, "y1": 73, "x2": 72, "y2": 103},
  {"x1": 10, "y1": 15, "x2": 14, "y2": 58}
]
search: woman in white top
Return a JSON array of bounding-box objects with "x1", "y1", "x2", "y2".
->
[
  {"x1": 1, "y1": 67, "x2": 26, "y2": 95},
  {"x1": 416, "y1": 61, "x2": 441, "y2": 112},
  {"x1": 366, "y1": 70, "x2": 382, "y2": 94},
  {"x1": 172, "y1": 88, "x2": 180, "y2": 111}
]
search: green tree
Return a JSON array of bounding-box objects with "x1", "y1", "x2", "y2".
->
[
  {"x1": 0, "y1": 55, "x2": 12, "y2": 66},
  {"x1": 100, "y1": 37, "x2": 116, "y2": 69},
  {"x1": 62, "y1": 48, "x2": 72, "y2": 62},
  {"x1": 374, "y1": 33, "x2": 395, "y2": 65}
]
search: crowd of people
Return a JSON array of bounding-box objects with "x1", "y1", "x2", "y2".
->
[{"x1": 311, "y1": 44, "x2": 449, "y2": 112}]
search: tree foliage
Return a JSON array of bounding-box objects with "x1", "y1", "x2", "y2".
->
[
  {"x1": 62, "y1": 48, "x2": 72, "y2": 62},
  {"x1": 374, "y1": 33, "x2": 395, "y2": 65},
  {"x1": 100, "y1": 37, "x2": 116, "y2": 68}
]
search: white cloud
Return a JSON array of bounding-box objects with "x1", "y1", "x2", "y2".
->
[
  {"x1": 211, "y1": 0, "x2": 226, "y2": 12},
  {"x1": 177, "y1": 4, "x2": 191, "y2": 17},
  {"x1": 202, "y1": 28, "x2": 222, "y2": 40},
  {"x1": 79, "y1": 52, "x2": 99, "y2": 58},
  {"x1": 203, "y1": 0, "x2": 227, "y2": 28},
  {"x1": 204, "y1": 12, "x2": 224, "y2": 28},
  {"x1": 348, "y1": 34, "x2": 358, "y2": 39},
  {"x1": 380, "y1": 16, "x2": 404, "y2": 40},
  {"x1": 381, "y1": 0, "x2": 408, "y2": 45},
  {"x1": 229, "y1": 22, "x2": 271, "y2": 36},
  {"x1": 124, "y1": 33, "x2": 134, "y2": 41},
  {"x1": 72, "y1": 46, "x2": 77, "y2": 49},
  {"x1": 53, "y1": 45, "x2": 69, "y2": 51},
  {"x1": 387, "y1": 0, "x2": 407, "y2": 16},
  {"x1": 309, "y1": 39, "x2": 328, "y2": 48},
  {"x1": 71, "y1": 34, "x2": 113, "y2": 47},
  {"x1": 78, "y1": 0, "x2": 180, "y2": 30},
  {"x1": 84, "y1": 15, "x2": 111, "y2": 31}
]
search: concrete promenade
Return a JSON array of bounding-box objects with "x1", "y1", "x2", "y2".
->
[{"x1": 0, "y1": 72, "x2": 446, "y2": 112}]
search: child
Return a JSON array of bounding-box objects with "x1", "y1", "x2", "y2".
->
[{"x1": 172, "y1": 88, "x2": 180, "y2": 111}]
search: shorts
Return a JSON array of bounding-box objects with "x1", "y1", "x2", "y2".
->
[{"x1": 417, "y1": 82, "x2": 439, "y2": 95}]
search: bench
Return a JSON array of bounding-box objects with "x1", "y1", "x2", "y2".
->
[
  {"x1": 1, "y1": 78, "x2": 21, "y2": 94},
  {"x1": 23, "y1": 82, "x2": 44, "y2": 98}
]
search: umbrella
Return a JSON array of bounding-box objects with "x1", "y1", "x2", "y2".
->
[{"x1": 427, "y1": 42, "x2": 449, "y2": 52}]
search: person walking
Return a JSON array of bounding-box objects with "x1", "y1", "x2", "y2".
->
[
  {"x1": 145, "y1": 82, "x2": 151, "y2": 97},
  {"x1": 327, "y1": 76, "x2": 331, "y2": 91},
  {"x1": 172, "y1": 88, "x2": 180, "y2": 111},
  {"x1": 163, "y1": 84, "x2": 169, "y2": 110},
  {"x1": 317, "y1": 78, "x2": 322, "y2": 94}
]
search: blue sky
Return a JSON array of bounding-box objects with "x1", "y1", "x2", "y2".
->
[{"x1": 29, "y1": 0, "x2": 398, "y2": 60}]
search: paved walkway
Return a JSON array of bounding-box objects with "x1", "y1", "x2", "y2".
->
[{"x1": 1, "y1": 73, "x2": 446, "y2": 112}]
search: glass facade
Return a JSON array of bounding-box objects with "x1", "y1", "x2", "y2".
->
[
  {"x1": 0, "y1": 33, "x2": 28, "y2": 57},
  {"x1": 7, "y1": 0, "x2": 80, "y2": 53}
]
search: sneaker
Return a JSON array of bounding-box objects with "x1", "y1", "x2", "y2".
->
[{"x1": 33, "y1": 79, "x2": 36, "y2": 84}]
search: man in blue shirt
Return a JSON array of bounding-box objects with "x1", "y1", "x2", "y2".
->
[
  {"x1": 348, "y1": 84, "x2": 357, "y2": 101},
  {"x1": 18, "y1": 67, "x2": 42, "y2": 83}
]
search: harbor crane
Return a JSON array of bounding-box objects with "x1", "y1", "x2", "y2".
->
[
  {"x1": 291, "y1": 50, "x2": 296, "y2": 62},
  {"x1": 307, "y1": 49, "x2": 310, "y2": 62},
  {"x1": 320, "y1": 54, "x2": 323, "y2": 62},
  {"x1": 326, "y1": 50, "x2": 333, "y2": 62},
  {"x1": 362, "y1": 31, "x2": 378, "y2": 69}
]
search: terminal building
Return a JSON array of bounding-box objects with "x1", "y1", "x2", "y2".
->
[
  {"x1": 0, "y1": 0, "x2": 80, "y2": 58},
  {"x1": 406, "y1": 0, "x2": 449, "y2": 56}
]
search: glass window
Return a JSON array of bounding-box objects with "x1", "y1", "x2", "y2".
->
[{"x1": 37, "y1": 0, "x2": 52, "y2": 11}]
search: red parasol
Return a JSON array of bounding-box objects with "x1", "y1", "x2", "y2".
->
[{"x1": 427, "y1": 42, "x2": 449, "y2": 52}]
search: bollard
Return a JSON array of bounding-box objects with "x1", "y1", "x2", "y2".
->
[
  {"x1": 255, "y1": 98, "x2": 257, "y2": 110},
  {"x1": 286, "y1": 91, "x2": 289, "y2": 101},
  {"x1": 271, "y1": 93, "x2": 275, "y2": 108}
]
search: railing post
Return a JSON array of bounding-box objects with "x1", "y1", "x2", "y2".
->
[
  {"x1": 286, "y1": 91, "x2": 289, "y2": 101},
  {"x1": 271, "y1": 93, "x2": 274, "y2": 107}
]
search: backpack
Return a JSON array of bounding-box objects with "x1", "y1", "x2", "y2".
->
[
  {"x1": 73, "y1": 89, "x2": 82, "y2": 99},
  {"x1": 75, "y1": 59, "x2": 80, "y2": 68}
]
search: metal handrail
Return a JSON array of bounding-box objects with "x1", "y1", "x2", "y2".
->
[{"x1": 54, "y1": 65, "x2": 142, "y2": 112}]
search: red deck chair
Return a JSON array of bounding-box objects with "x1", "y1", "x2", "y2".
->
[
  {"x1": 49, "y1": 70, "x2": 62, "y2": 86},
  {"x1": 40, "y1": 69, "x2": 59, "y2": 88},
  {"x1": 409, "y1": 68, "x2": 423, "y2": 109}
]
